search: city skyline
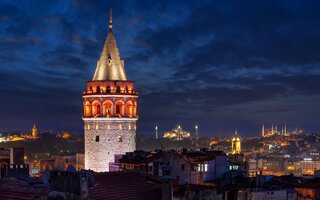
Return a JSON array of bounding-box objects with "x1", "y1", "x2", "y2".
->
[{"x1": 1, "y1": 0, "x2": 320, "y2": 137}]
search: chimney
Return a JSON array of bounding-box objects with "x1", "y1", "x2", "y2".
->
[{"x1": 161, "y1": 166, "x2": 172, "y2": 200}]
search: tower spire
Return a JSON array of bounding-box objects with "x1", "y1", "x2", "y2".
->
[
  {"x1": 235, "y1": 128, "x2": 238, "y2": 136},
  {"x1": 92, "y1": 8, "x2": 127, "y2": 81},
  {"x1": 109, "y1": 8, "x2": 112, "y2": 29}
]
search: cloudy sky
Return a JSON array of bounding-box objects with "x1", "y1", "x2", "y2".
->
[{"x1": 0, "y1": 0, "x2": 320, "y2": 137}]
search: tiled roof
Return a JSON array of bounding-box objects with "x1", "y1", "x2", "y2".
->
[
  {"x1": 296, "y1": 178, "x2": 320, "y2": 189},
  {"x1": 90, "y1": 171, "x2": 162, "y2": 200},
  {"x1": 183, "y1": 150, "x2": 225, "y2": 163},
  {"x1": 119, "y1": 152, "x2": 164, "y2": 165},
  {"x1": 0, "y1": 178, "x2": 49, "y2": 200}
]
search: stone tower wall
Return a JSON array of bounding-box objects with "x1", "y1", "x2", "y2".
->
[{"x1": 84, "y1": 118, "x2": 136, "y2": 172}]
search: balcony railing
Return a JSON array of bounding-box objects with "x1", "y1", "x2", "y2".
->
[
  {"x1": 83, "y1": 115, "x2": 139, "y2": 118},
  {"x1": 83, "y1": 89, "x2": 138, "y2": 96}
]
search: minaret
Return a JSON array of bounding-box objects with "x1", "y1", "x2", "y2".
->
[
  {"x1": 83, "y1": 9, "x2": 138, "y2": 172},
  {"x1": 271, "y1": 124, "x2": 274, "y2": 135},
  {"x1": 262, "y1": 124, "x2": 265, "y2": 137},
  {"x1": 155, "y1": 125, "x2": 158, "y2": 139},
  {"x1": 195, "y1": 124, "x2": 198, "y2": 140},
  {"x1": 177, "y1": 124, "x2": 182, "y2": 141},
  {"x1": 32, "y1": 124, "x2": 37, "y2": 138},
  {"x1": 284, "y1": 124, "x2": 287, "y2": 136},
  {"x1": 232, "y1": 128, "x2": 241, "y2": 154}
]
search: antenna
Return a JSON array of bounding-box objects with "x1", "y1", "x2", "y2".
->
[{"x1": 109, "y1": 8, "x2": 113, "y2": 29}]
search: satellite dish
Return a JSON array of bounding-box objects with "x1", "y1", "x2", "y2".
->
[
  {"x1": 42, "y1": 171, "x2": 50, "y2": 186},
  {"x1": 67, "y1": 165, "x2": 76, "y2": 172}
]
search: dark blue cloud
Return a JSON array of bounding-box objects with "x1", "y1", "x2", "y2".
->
[{"x1": 0, "y1": 0, "x2": 319, "y2": 137}]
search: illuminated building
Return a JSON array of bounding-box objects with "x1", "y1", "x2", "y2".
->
[
  {"x1": 293, "y1": 159, "x2": 320, "y2": 176},
  {"x1": 262, "y1": 124, "x2": 290, "y2": 137},
  {"x1": 32, "y1": 124, "x2": 37, "y2": 138},
  {"x1": 231, "y1": 129, "x2": 241, "y2": 154},
  {"x1": 82, "y1": 10, "x2": 138, "y2": 172},
  {"x1": 163, "y1": 125, "x2": 190, "y2": 140},
  {"x1": 8, "y1": 124, "x2": 39, "y2": 141}
]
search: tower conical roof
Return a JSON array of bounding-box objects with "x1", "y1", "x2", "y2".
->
[{"x1": 92, "y1": 23, "x2": 127, "y2": 81}]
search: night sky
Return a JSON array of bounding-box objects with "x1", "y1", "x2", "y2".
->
[{"x1": 1, "y1": 0, "x2": 320, "y2": 138}]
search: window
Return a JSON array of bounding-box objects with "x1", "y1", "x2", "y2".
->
[
  {"x1": 106, "y1": 105, "x2": 111, "y2": 114},
  {"x1": 116, "y1": 104, "x2": 121, "y2": 115},
  {"x1": 96, "y1": 136, "x2": 99, "y2": 142},
  {"x1": 118, "y1": 136, "x2": 122, "y2": 142},
  {"x1": 116, "y1": 86, "x2": 120, "y2": 93},
  {"x1": 181, "y1": 164, "x2": 185, "y2": 171},
  {"x1": 97, "y1": 105, "x2": 100, "y2": 115}
]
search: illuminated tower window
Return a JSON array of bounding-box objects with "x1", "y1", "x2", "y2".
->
[
  {"x1": 118, "y1": 124, "x2": 122, "y2": 130},
  {"x1": 118, "y1": 136, "x2": 122, "y2": 142},
  {"x1": 107, "y1": 124, "x2": 111, "y2": 130},
  {"x1": 96, "y1": 124, "x2": 99, "y2": 130}
]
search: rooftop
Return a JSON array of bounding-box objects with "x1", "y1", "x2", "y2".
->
[{"x1": 90, "y1": 171, "x2": 162, "y2": 200}]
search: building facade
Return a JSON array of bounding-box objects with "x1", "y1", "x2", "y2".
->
[{"x1": 83, "y1": 12, "x2": 138, "y2": 172}]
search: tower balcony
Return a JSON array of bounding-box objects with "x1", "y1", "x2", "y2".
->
[
  {"x1": 83, "y1": 89, "x2": 138, "y2": 96},
  {"x1": 82, "y1": 115, "x2": 139, "y2": 119}
]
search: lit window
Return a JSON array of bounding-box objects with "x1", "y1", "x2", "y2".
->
[
  {"x1": 118, "y1": 136, "x2": 122, "y2": 142},
  {"x1": 96, "y1": 136, "x2": 99, "y2": 142},
  {"x1": 96, "y1": 124, "x2": 99, "y2": 130},
  {"x1": 119, "y1": 124, "x2": 122, "y2": 130},
  {"x1": 204, "y1": 164, "x2": 208, "y2": 172},
  {"x1": 88, "y1": 125, "x2": 90, "y2": 130},
  {"x1": 107, "y1": 124, "x2": 111, "y2": 130}
]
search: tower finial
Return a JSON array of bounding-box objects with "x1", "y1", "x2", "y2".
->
[
  {"x1": 235, "y1": 128, "x2": 238, "y2": 136},
  {"x1": 109, "y1": 8, "x2": 113, "y2": 29}
]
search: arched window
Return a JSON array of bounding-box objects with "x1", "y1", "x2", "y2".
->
[
  {"x1": 92, "y1": 101, "x2": 101, "y2": 117},
  {"x1": 106, "y1": 86, "x2": 110, "y2": 93},
  {"x1": 96, "y1": 136, "x2": 99, "y2": 142},
  {"x1": 118, "y1": 136, "x2": 122, "y2": 142},
  {"x1": 84, "y1": 101, "x2": 91, "y2": 116},
  {"x1": 116, "y1": 86, "x2": 120, "y2": 93},
  {"x1": 126, "y1": 101, "x2": 133, "y2": 117},
  {"x1": 103, "y1": 101, "x2": 113, "y2": 116},
  {"x1": 115, "y1": 101, "x2": 124, "y2": 116},
  {"x1": 97, "y1": 86, "x2": 100, "y2": 93},
  {"x1": 133, "y1": 101, "x2": 137, "y2": 117}
]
